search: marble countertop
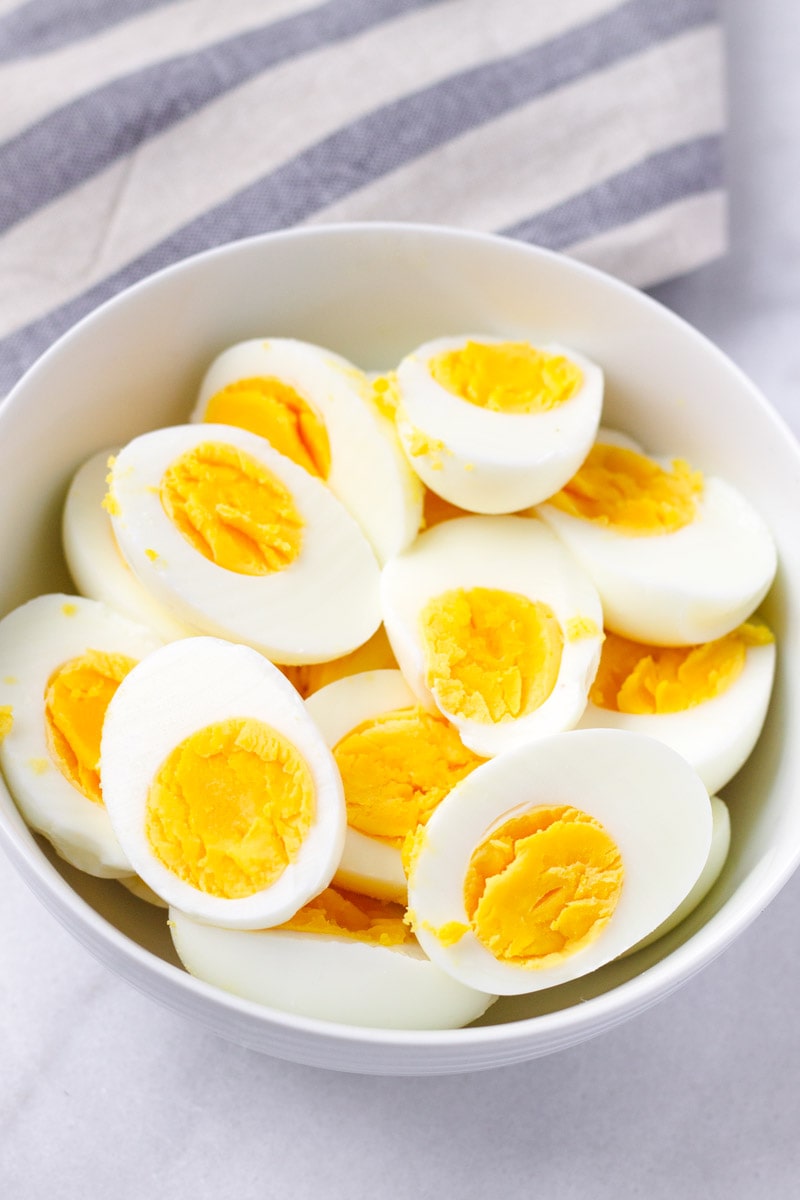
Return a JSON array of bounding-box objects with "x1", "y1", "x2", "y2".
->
[{"x1": 2, "y1": 2, "x2": 800, "y2": 1194}]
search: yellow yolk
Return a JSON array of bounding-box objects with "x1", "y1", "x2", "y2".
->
[
  {"x1": 589, "y1": 621, "x2": 774, "y2": 714},
  {"x1": 429, "y1": 341, "x2": 583, "y2": 413},
  {"x1": 279, "y1": 885, "x2": 414, "y2": 947},
  {"x1": 420, "y1": 587, "x2": 564, "y2": 724},
  {"x1": 0, "y1": 705, "x2": 14, "y2": 742},
  {"x1": 333, "y1": 705, "x2": 484, "y2": 844},
  {"x1": 371, "y1": 372, "x2": 401, "y2": 420},
  {"x1": 145, "y1": 716, "x2": 315, "y2": 899},
  {"x1": 203, "y1": 377, "x2": 331, "y2": 478},
  {"x1": 463, "y1": 806, "x2": 623, "y2": 966},
  {"x1": 160, "y1": 441, "x2": 304, "y2": 575},
  {"x1": 549, "y1": 443, "x2": 704, "y2": 535},
  {"x1": 420, "y1": 487, "x2": 468, "y2": 531},
  {"x1": 44, "y1": 650, "x2": 137, "y2": 804},
  {"x1": 280, "y1": 626, "x2": 398, "y2": 699}
]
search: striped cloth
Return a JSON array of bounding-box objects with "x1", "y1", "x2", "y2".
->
[{"x1": 0, "y1": 0, "x2": 726, "y2": 396}]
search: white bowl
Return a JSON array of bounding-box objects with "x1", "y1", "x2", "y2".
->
[{"x1": 1, "y1": 223, "x2": 798, "y2": 1075}]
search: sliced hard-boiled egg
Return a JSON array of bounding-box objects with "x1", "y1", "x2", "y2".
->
[
  {"x1": 100, "y1": 636, "x2": 346, "y2": 928},
  {"x1": 105, "y1": 424, "x2": 382, "y2": 664},
  {"x1": 406, "y1": 728, "x2": 713, "y2": 995},
  {"x1": 537, "y1": 431, "x2": 778, "y2": 644},
  {"x1": 576, "y1": 619, "x2": 776, "y2": 794},
  {"x1": 169, "y1": 886, "x2": 496, "y2": 1030},
  {"x1": 63, "y1": 448, "x2": 198, "y2": 642},
  {"x1": 381, "y1": 514, "x2": 604, "y2": 756},
  {"x1": 306, "y1": 669, "x2": 484, "y2": 902},
  {"x1": 280, "y1": 624, "x2": 398, "y2": 700},
  {"x1": 623, "y1": 794, "x2": 730, "y2": 956},
  {"x1": 0, "y1": 594, "x2": 162, "y2": 877},
  {"x1": 393, "y1": 335, "x2": 603, "y2": 513},
  {"x1": 191, "y1": 338, "x2": 423, "y2": 562}
]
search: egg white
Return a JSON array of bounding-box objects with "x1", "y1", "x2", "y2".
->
[
  {"x1": 394, "y1": 335, "x2": 603, "y2": 513},
  {"x1": 407, "y1": 728, "x2": 713, "y2": 995},
  {"x1": 63, "y1": 448, "x2": 198, "y2": 642},
  {"x1": 192, "y1": 338, "x2": 423, "y2": 563},
  {"x1": 100, "y1": 636, "x2": 346, "y2": 929},
  {"x1": 537, "y1": 432, "x2": 778, "y2": 645},
  {"x1": 169, "y1": 905, "x2": 497, "y2": 1030},
  {"x1": 576, "y1": 628, "x2": 776, "y2": 794},
  {"x1": 381, "y1": 514, "x2": 604, "y2": 756},
  {"x1": 0, "y1": 594, "x2": 163, "y2": 877},
  {"x1": 107, "y1": 423, "x2": 382, "y2": 664}
]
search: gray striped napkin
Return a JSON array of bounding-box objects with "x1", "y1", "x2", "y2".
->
[{"x1": 0, "y1": 0, "x2": 725, "y2": 395}]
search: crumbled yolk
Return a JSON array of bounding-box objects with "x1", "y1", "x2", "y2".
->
[
  {"x1": 44, "y1": 650, "x2": 138, "y2": 804},
  {"x1": 145, "y1": 716, "x2": 315, "y2": 899},
  {"x1": 160, "y1": 441, "x2": 304, "y2": 575},
  {"x1": 371, "y1": 372, "x2": 401, "y2": 420},
  {"x1": 280, "y1": 626, "x2": 397, "y2": 699},
  {"x1": 566, "y1": 615, "x2": 601, "y2": 642},
  {"x1": 464, "y1": 806, "x2": 623, "y2": 967},
  {"x1": 429, "y1": 341, "x2": 583, "y2": 413},
  {"x1": 420, "y1": 587, "x2": 563, "y2": 724},
  {"x1": 203, "y1": 377, "x2": 331, "y2": 478},
  {"x1": 590, "y1": 621, "x2": 774, "y2": 714},
  {"x1": 279, "y1": 885, "x2": 413, "y2": 947},
  {"x1": 333, "y1": 705, "x2": 484, "y2": 844},
  {"x1": 548, "y1": 442, "x2": 704, "y2": 535},
  {"x1": 0, "y1": 705, "x2": 14, "y2": 742}
]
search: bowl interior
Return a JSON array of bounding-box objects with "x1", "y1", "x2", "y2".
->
[{"x1": 1, "y1": 224, "x2": 799, "y2": 1070}]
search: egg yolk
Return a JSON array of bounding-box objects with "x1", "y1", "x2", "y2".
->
[
  {"x1": 0, "y1": 704, "x2": 14, "y2": 742},
  {"x1": 203, "y1": 377, "x2": 331, "y2": 478},
  {"x1": 549, "y1": 443, "x2": 704, "y2": 535},
  {"x1": 420, "y1": 587, "x2": 563, "y2": 724},
  {"x1": 590, "y1": 621, "x2": 774, "y2": 714},
  {"x1": 279, "y1": 885, "x2": 414, "y2": 947},
  {"x1": 160, "y1": 441, "x2": 304, "y2": 575},
  {"x1": 145, "y1": 717, "x2": 315, "y2": 899},
  {"x1": 333, "y1": 705, "x2": 484, "y2": 844},
  {"x1": 420, "y1": 487, "x2": 468, "y2": 531},
  {"x1": 463, "y1": 806, "x2": 624, "y2": 967},
  {"x1": 44, "y1": 650, "x2": 137, "y2": 804},
  {"x1": 281, "y1": 626, "x2": 398, "y2": 699},
  {"x1": 429, "y1": 341, "x2": 583, "y2": 413}
]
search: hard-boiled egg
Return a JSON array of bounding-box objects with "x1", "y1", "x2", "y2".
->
[
  {"x1": 381, "y1": 515, "x2": 604, "y2": 756},
  {"x1": 393, "y1": 335, "x2": 603, "y2": 513},
  {"x1": 192, "y1": 338, "x2": 423, "y2": 562},
  {"x1": 105, "y1": 424, "x2": 382, "y2": 664},
  {"x1": 0, "y1": 594, "x2": 162, "y2": 876},
  {"x1": 100, "y1": 637, "x2": 346, "y2": 929},
  {"x1": 169, "y1": 886, "x2": 496, "y2": 1030},
  {"x1": 406, "y1": 729, "x2": 712, "y2": 995},
  {"x1": 63, "y1": 448, "x2": 198, "y2": 642},
  {"x1": 306, "y1": 669, "x2": 484, "y2": 902},
  {"x1": 576, "y1": 619, "x2": 775, "y2": 794},
  {"x1": 537, "y1": 432, "x2": 777, "y2": 644}
]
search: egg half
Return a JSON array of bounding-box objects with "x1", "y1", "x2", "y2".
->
[
  {"x1": 381, "y1": 514, "x2": 604, "y2": 756},
  {"x1": 407, "y1": 728, "x2": 712, "y2": 995},
  {"x1": 100, "y1": 637, "x2": 346, "y2": 928},
  {"x1": 169, "y1": 885, "x2": 496, "y2": 1030},
  {"x1": 393, "y1": 335, "x2": 603, "y2": 513},
  {"x1": 0, "y1": 594, "x2": 162, "y2": 876},
  {"x1": 192, "y1": 337, "x2": 423, "y2": 562}
]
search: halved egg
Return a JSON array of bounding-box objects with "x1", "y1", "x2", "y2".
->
[
  {"x1": 169, "y1": 886, "x2": 496, "y2": 1030},
  {"x1": 576, "y1": 619, "x2": 775, "y2": 794},
  {"x1": 393, "y1": 335, "x2": 603, "y2": 513},
  {"x1": 381, "y1": 515, "x2": 604, "y2": 756},
  {"x1": 406, "y1": 728, "x2": 712, "y2": 995},
  {"x1": 63, "y1": 448, "x2": 197, "y2": 642},
  {"x1": 105, "y1": 424, "x2": 382, "y2": 664},
  {"x1": 306, "y1": 669, "x2": 484, "y2": 902},
  {"x1": 0, "y1": 594, "x2": 162, "y2": 876},
  {"x1": 537, "y1": 431, "x2": 777, "y2": 644},
  {"x1": 191, "y1": 338, "x2": 423, "y2": 562},
  {"x1": 100, "y1": 636, "x2": 346, "y2": 928}
]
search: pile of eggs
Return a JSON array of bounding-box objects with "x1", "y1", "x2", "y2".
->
[{"x1": 0, "y1": 333, "x2": 778, "y2": 1030}]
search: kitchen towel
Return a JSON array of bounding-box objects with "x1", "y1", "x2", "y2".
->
[{"x1": 0, "y1": 0, "x2": 725, "y2": 394}]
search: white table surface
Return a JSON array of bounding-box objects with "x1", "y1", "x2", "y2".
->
[{"x1": 2, "y1": 2, "x2": 800, "y2": 1194}]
